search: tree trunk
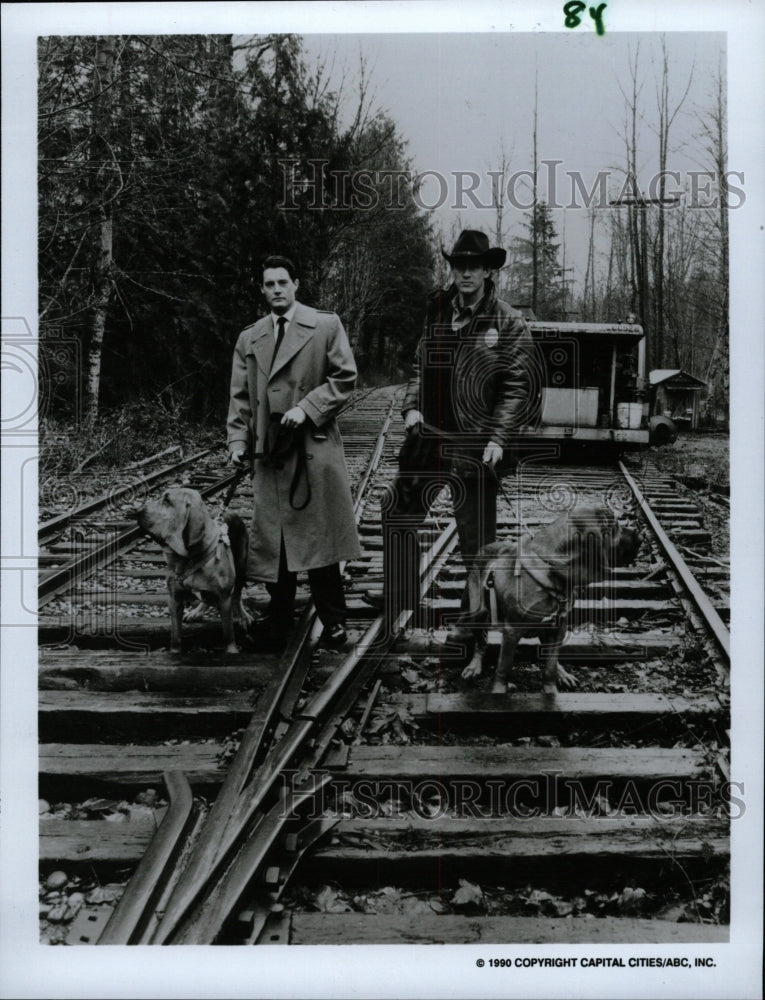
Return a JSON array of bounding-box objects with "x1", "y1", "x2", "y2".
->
[
  {"x1": 87, "y1": 212, "x2": 113, "y2": 414},
  {"x1": 86, "y1": 36, "x2": 117, "y2": 419},
  {"x1": 709, "y1": 60, "x2": 729, "y2": 426},
  {"x1": 531, "y1": 70, "x2": 539, "y2": 314}
]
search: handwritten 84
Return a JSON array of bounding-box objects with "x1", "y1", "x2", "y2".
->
[{"x1": 564, "y1": 2, "x2": 607, "y2": 35}]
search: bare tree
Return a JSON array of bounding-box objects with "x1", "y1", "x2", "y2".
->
[
  {"x1": 582, "y1": 208, "x2": 597, "y2": 320},
  {"x1": 697, "y1": 56, "x2": 729, "y2": 425},
  {"x1": 531, "y1": 67, "x2": 539, "y2": 313},
  {"x1": 86, "y1": 36, "x2": 118, "y2": 419},
  {"x1": 651, "y1": 36, "x2": 694, "y2": 367},
  {"x1": 617, "y1": 44, "x2": 652, "y2": 363}
]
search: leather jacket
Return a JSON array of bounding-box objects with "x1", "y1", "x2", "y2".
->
[{"x1": 402, "y1": 280, "x2": 537, "y2": 451}]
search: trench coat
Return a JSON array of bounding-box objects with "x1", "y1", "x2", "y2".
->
[{"x1": 227, "y1": 302, "x2": 362, "y2": 580}]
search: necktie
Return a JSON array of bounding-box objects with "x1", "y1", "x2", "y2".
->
[{"x1": 272, "y1": 316, "x2": 286, "y2": 371}]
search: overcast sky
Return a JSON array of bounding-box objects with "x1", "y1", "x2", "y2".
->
[{"x1": 300, "y1": 32, "x2": 725, "y2": 296}]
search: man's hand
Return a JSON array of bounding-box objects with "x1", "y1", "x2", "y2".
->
[
  {"x1": 281, "y1": 406, "x2": 307, "y2": 428},
  {"x1": 404, "y1": 409, "x2": 424, "y2": 432},
  {"x1": 231, "y1": 450, "x2": 247, "y2": 468},
  {"x1": 482, "y1": 441, "x2": 503, "y2": 468}
]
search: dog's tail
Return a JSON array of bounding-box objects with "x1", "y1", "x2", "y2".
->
[
  {"x1": 223, "y1": 512, "x2": 252, "y2": 625},
  {"x1": 222, "y1": 512, "x2": 249, "y2": 591}
]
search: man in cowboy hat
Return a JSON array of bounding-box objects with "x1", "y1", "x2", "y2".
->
[{"x1": 365, "y1": 229, "x2": 538, "y2": 632}]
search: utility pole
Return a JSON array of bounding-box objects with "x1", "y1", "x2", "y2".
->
[{"x1": 609, "y1": 193, "x2": 678, "y2": 374}]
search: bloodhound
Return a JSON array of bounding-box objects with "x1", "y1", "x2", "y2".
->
[
  {"x1": 135, "y1": 487, "x2": 251, "y2": 653},
  {"x1": 455, "y1": 505, "x2": 640, "y2": 694}
]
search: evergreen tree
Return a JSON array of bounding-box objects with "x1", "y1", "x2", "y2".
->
[
  {"x1": 508, "y1": 201, "x2": 565, "y2": 319},
  {"x1": 38, "y1": 34, "x2": 435, "y2": 419}
]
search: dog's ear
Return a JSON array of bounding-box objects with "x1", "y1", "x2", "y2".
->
[
  {"x1": 182, "y1": 498, "x2": 208, "y2": 553},
  {"x1": 613, "y1": 523, "x2": 641, "y2": 566},
  {"x1": 569, "y1": 513, "x2": 609, "y2": 574},
  {"x1": 156, "y1": 492, "x2": 189, "y2": 557}
]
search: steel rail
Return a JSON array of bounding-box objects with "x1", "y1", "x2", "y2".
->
[
  {"x1": 619, "y1": 460, "x2": 730, "y2": 664},
  {"x1": 239, "y1": 815, "x2": 340, "y2": 945},
  {"x1": 302, "y1": 525, "x2": 460, "y2": 774},
  {"x1": 39, "y1": 447, "x2": 218, "y2": 540},
  {"x1": 145, "y1": 604, "x2": 319, "y2": 945},
  {"x1": 87, "y1": 393, "x2": 417, "y2": 945},
  {"x1": 97, "y1": 771, "x2": 197, "y2": 944},
  {"x1": 38, "y1": 469, "x2": 242, "y2": 604},
  {"x1": 157, "y1": 519, "x2": 458, "y2": 944},
  {"x1": 149, "y1": 513, "x2": 456, "y2": 943},
  {"x1": 40, "y1": 389, "x2": 384, "y2": 544},
  {"x1": 351, "y1": 392, "x2": 397, "y2": 520},
  {"x1": 55, "y1": 389, "x2": 397, "y2": 947},
  {"x1": 170, "y1": 778, "x2": 337, "y2": 944},
  {"x1": 143, "y1": 400, "x2": 401, "y2": 944}
]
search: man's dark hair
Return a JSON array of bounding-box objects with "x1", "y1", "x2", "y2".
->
[{"x1": 262, "y1": 254, "x2": 298, "y2": 281}]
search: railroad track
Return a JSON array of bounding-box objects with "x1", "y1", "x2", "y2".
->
[
  {"x1": 38, "y1": 447, "x2": 225, "y2": 606},
  {"x1": 39, "y1": 395, "x2": 730, "y2": 946}
]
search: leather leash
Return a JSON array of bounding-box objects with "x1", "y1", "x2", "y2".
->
[{"x1": 221, "y1": 466, "x2": 249, "y2": 511}]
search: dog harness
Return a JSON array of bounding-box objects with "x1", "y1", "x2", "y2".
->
[
  {"x1": 173, "y1": 520, "x2": 231, "y2": 591},
  {"x1": 511, "y1": 533, "x2": 572, "y2": 605}
]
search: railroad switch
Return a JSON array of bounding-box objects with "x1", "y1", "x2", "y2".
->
[
  {"x1": 259, "y1": 909, "x2": 290, "y2": 945},
  {"x1": 66, "y1": 905, "x2": 113, "y2": 945},
  {"x1": 264, "y1": 866, "x2": 282, "y2": 887}
]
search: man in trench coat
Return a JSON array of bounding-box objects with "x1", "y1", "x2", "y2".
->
[{"x1": 227, "y1": 254, "x2": 361, "y2": 646}]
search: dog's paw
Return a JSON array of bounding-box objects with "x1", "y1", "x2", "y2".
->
[
  {"x1": 461, "y1": 657, "x2": 483, "y2": 681},
  {"x1": 225, "y1": 642, "x2": 239, "y2": 654},
  {"x1": 170, "y1": 644, "x2": 183, "y2": 655},
  {"x1": 491, "y1": 679, "x2": 517, "y2": 695},
  {"x1": 556, "y1": 663, "x2": 578, "y2": 689}
]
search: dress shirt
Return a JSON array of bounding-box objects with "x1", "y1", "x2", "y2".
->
[{"x1": 271, "y1": 304, "x2": 297, "y2": 338}]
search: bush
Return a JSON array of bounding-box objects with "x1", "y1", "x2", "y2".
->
[{"x1": 40, "y1": 397, "x2": 221, "y2": 480}]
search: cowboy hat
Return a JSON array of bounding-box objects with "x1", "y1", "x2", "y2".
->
[{"x1": 441, "y1": 230, "x2": 507, "y2": 269}]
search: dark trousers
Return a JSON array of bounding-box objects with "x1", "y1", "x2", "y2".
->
[
  {"x1": 266, "y1": 535, "x2": 347, "y2": 628},
  {"x1": 380, "y1": 450, "x2": 497, "y2": 627}
]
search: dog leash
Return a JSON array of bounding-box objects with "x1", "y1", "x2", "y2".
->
[
  {"x1": 221, "y1": 466, "x2": 249, "y2": 511},
  {"x1": 252, "y1": 423, "x2": 312, "y2": 511},
  {"x1": 488, "y1": 463, "x2": 519, "y2": 511}
]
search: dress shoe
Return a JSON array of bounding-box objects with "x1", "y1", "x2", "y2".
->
[
  {"x1": 318, "y1": 623, "x2": 348, "y2": 649},
  {"x1": 248, "y1": 610, "x2": 294, "y2": 638}
]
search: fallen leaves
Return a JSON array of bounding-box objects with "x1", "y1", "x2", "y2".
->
[
  {"x1": 451, "y1": 878, "x2": 484, "y2": 912},
  {"x1": 284, "y1": 876, "x2": 728, "y2": 925},
  {"x1": 366, "y1": 706, "x2": 420, "y2": 744},
  {"x1": 315, "y1": 885, "x2": 353, "y2": 913}
]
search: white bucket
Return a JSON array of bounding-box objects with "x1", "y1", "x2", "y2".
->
[{"x1": 616, "y1": 402, "x2": 643, "y2": 429}]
